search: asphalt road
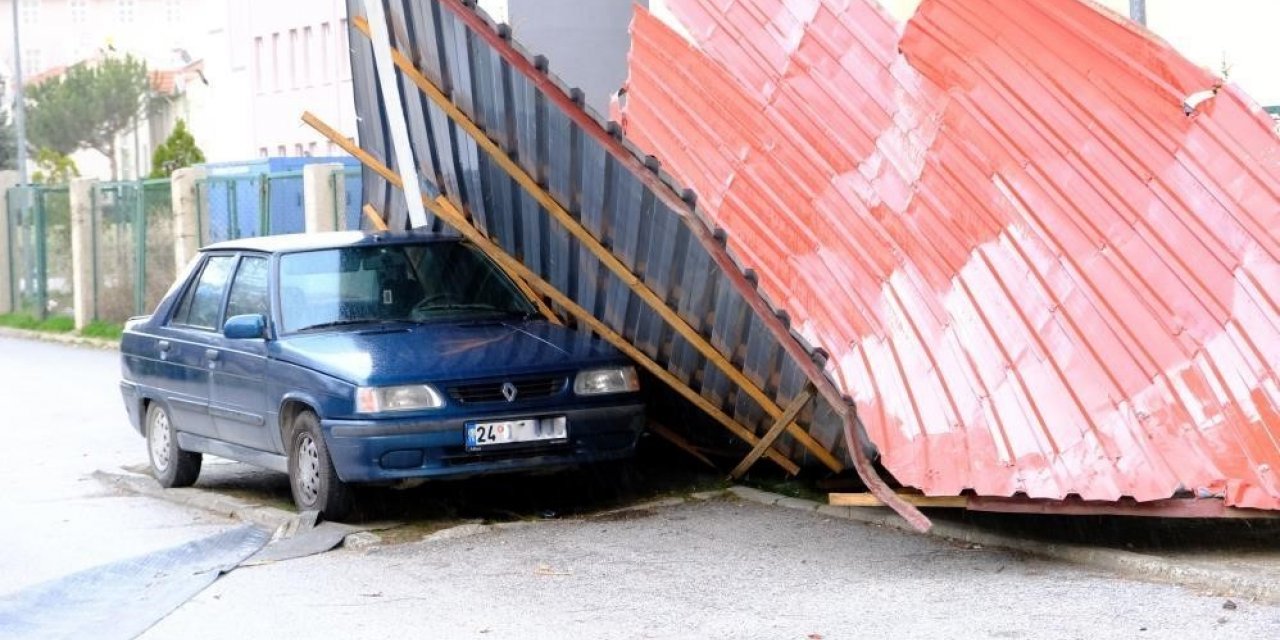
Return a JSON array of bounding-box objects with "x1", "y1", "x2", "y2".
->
[{"x1": 4, "y1": 335, "x2": 1280, "y2": 639}]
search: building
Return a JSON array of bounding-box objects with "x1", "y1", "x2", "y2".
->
[
  {"x1": 0, "y1": 0, "x2": 358, "y2": 179},
  {"x1": 478, "y1": 0, "x2": 645, "y2": 115},
  {"x1": 216, "y1": 0, "x2": 357, "y2": 161}
]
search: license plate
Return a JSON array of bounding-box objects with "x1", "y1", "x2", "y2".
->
[{"x1": 466, "y1": 417, "x2": 567, "y2": 450}]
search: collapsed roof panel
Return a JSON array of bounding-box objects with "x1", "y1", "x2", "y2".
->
[
  {"x1": 343, "y1": 0, "x2": 938, "y2": 527},
  {"x1": 619, "y1": 0, "x2": 1280, "y2": 508}
]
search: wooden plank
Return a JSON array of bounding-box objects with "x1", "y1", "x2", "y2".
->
[
  {"x1": 729, "y1": 385, "x2": 814, "y2": 479},
  {"x1": 430, "y1": 0, "x2": 926, "y2": 532},
  {"x1": 648, "y1": 422, "x2": 718, "y2": 471},
  {"x1": 829, "y1": 493, "x2": 969, "y2": 508},
  {"x1": 350, "y1": 16, "x2": 843, "y2": 475},
  {"x1": 303, "y1": 112, "x2": 801, "y2": 476},
  {"x1": 361, "y1": 203, "x2": 389, "y2": 231}
]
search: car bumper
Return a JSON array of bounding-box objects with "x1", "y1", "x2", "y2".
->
[
  {"x1": 119, "y1": 380, "x2": 144, "y2": 435},
  {"x1": 321, "y1": 403, "x2": 645, "y2": 483}
]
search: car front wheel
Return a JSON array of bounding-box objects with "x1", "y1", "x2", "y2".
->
[
  {"x1": 287, "y1": 410, "x2": 355, "y2": 520},
  {"x1": 146, "y1": 402, "x2": 202, "y2": 488}
]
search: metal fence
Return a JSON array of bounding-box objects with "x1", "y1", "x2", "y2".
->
[
  {"x1": 4, "y1": 167, "x2": 364, "y2": 324},
  {"x1": 196, "y1": 168, "x2": 363, "y2": 244},
  {"x1": 90, "y1": 180, "x2": 176, "y2": 322},
  {"x1": 4, "y1": 185, "x2": 72, "y2": 319}
]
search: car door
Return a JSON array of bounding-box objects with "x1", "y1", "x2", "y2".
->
[
  {"x1": 208, "y1": 253, "x2": 273, "y2": 451},
  {"x1": 155, "y1": 253, "x2": 238, "y2": 438}
]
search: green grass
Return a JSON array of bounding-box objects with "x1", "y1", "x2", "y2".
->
[
  {"x1": 0, "y1": 313, "x2": 75, "y2": 333},
  {"x1": 80, "y1": 320, "x2": 125, "y2": 340},
  {"x1": 0, "y1": 313, "x2": 123, "y2": 340}
]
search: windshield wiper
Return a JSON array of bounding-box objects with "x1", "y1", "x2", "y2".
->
[
  {"x1": 416, "y1": 303, "x2": 504, "y2": 313},
  {"x1": 295, "y1": 318, "x2": 417, "y2": 333}
]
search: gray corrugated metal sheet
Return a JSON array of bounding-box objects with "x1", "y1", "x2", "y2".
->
[{"x1": 343, "y1": 0, "x2": 854, "y2": 469}]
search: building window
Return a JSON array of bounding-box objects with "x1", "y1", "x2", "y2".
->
[
  {"x1": 252, "y1": 36, "x2": 264, "y2": 93},
  {"x1": 69, "y1": 0, "x2": 87, "y2": 25},
  {"x1": 20, "y1": 0, "x2": 40, "y2": 24},
  {"x1": 117, "y1": 0, "x2": 134, "y2": 23},
  {"x1": 303, "y1": 26, "x2": 313, "y2": 87},
  {"x1": 308, "y1": 142, "x2": 318, "y2": 157},
  {"x1": 165, "y1": 0, "x2": 179, "y2": 23},
  {"x1": 339, "y1": 18, "x2": 350, "y2": 80},
  {"x1": 23, "y1": 48, "x2": 41, "y2": 75},
  {"x1": 293, "y1": 143, "x2": 304, "y2": 157},
  {"x1": 289, "y1": 29, "x2": 299, "y2": 90},
  {"x1": 259, "y1": 147, "x2": 268, "y2": 158},
  {"x1": 320, "y1": 22, "x2": 331, "y2": 81},
  {"x1": 271, "y1": 32, "x2": 280, "y2": 91},
  {"x1": 276, "y1": 145, "x2": 286, "y2": 157}
]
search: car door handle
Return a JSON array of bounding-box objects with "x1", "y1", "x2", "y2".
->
[
  {"x1": 158, "y1": 340, "x2": 171, "y2": 352},
  {"x1": 206, "y1": 349, "x2": 220, "y2": 361}
]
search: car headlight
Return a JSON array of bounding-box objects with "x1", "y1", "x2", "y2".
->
[
  {"x1": 355, "y1": 384, "x2": 445, "y2": 413},
  {"x1": 573, "y1": 366, "x2": 640, "y2": 396}
]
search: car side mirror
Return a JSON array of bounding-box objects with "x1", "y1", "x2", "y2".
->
[{"x1": 223, "y1": 314, "x2": 267, "y2": 340}]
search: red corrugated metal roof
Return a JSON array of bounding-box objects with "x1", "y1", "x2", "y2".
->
[{"x1": 621, "y1": 0, "x2": 1280, "y2": 509}]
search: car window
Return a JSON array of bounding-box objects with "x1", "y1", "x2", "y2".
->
[
  {"x1": 224, "y1": 256, "x2": 270, "y2": 321},
  {"x1": 277, "y1": 242, "x2": 534, "y2": 333},
  {"x1": 171, "y1": 255, "x2": 236, "y2": 330}
]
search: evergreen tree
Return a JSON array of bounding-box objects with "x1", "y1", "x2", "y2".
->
[{"x1": 149, "y1": 119, "x2": 205, "y2": 178}]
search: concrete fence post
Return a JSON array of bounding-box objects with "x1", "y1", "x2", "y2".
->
[
  {"x1": 0, "y1": 170, "x2": 17, "y2": 315},
  {"x1": 69, "y1": 177, "x2": 96, "y2": 330},
  {"x1": 171, "y1": 167, "x2": 208, "y2": 271},
  {"x1": 303, "y1": 163, "x2": 346, "y2": 233}
]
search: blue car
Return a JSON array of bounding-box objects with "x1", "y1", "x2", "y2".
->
[{"x1": 119, "y1": 230, "x2": 644, "y2": 518}]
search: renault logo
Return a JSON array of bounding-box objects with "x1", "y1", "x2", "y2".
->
[{"x1": 501, "y1": 382, "x2": 518, "y2": 402}]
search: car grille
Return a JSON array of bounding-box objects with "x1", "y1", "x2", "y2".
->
[{"x1": 447, "y1": 376, "x2": 567, "y2": 404}]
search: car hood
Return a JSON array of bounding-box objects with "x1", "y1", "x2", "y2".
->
[{"x1": 272, "y1": 319, "x2": 624, "y2": 386}]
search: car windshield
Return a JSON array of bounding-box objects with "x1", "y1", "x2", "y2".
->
[{"x1": 278, "y1": 241, "x2": 536, "y2": 333}]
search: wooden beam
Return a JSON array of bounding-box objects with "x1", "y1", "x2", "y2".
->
[
  {"x1": 361, "y1": 203, "x2": 389, "y2": 231},
  {"x1": 350, "y1": 17, "x2": 842, "y2": 475},
  {"x1": 431, "y1": 0, "x2": 926, "y2": 532},
  {"x1": 829, "y1": 493, "x2": 968, "y2": 508},
  {"x1": 648, "y1": 422, "x2": 718, "y2": 471},
  {"x1": 303, "y1": 112, "x2": 800, "y2": 475},
  {"x1": 350, "y1": 145, "x2": 556, "y2": 325},
  {"x1": 729, "y1": 385, "x2": 814, "y2": 479}
]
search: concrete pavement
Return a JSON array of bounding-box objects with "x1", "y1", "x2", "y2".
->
[
  {"x1": 0, "y1": 337, "x2": 238, "y2": 595},
  {"x1": 5, "y1": 335, "x2": 1280, "y2": 638}
]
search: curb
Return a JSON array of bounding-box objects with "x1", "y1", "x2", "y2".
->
[
  {"x1": 725, "y1": 486, "x2": 1280, "y2": 603},
  {"x1": 0, "y1": 327, "x2": 119, "y2": 350},
  {"x1": 93, "y1": 470, "x2": 298, "y2": 532}
]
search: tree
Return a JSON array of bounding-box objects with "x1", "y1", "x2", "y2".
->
[
  {"x1": 30, "y1": 147, "x2": 79, "y2": 185},
  {"x1": 0, "y1": 109, "x2": 15, "y2": 171},
  {"x1": 25, "y1": 54, "x2": 151, "y2": 179},
  {"x1": 149, "y1": 119, "x2": 205, "y2": 178}
]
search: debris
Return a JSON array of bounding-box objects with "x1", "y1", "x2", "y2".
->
[
  {"x1": 1223, "y1": 600, "x2": 1238, "y2": 611},
  {"x1": 534, "y1": 563, "x2": 573, "y2": 576}
]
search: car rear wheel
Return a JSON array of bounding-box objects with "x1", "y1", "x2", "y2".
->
[
  {"x1": 146, "y1": 402, "x2": 202, "y2": 488},
  {"x1": 287, "y1": 410, "x2": 355, "y2": 520}
]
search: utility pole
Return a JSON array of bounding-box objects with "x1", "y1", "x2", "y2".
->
[
  {"x1": 11, "y1": 0, "x2": 28, "y2": 184},
  {"x1": 1129, "y1": 0, "x2": 1147, "y2": 26}
]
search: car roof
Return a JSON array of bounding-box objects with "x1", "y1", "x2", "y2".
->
[{"x1": 201, "y1": 229, "x2": 460, "y2": 254}]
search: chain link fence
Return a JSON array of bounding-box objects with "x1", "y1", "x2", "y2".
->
[
  {"x1": 4, "y1": 185, "x2": 72, "y2": 318},
  {"x1": 90, "y1": 180, "x2": 176, "y2": 322},
  {"x1": 197, "y1": 166, "x2": 363, "y2": 244},
  {"x1": 5, "y1": 162, "x2": 363, "y2": 324}
]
